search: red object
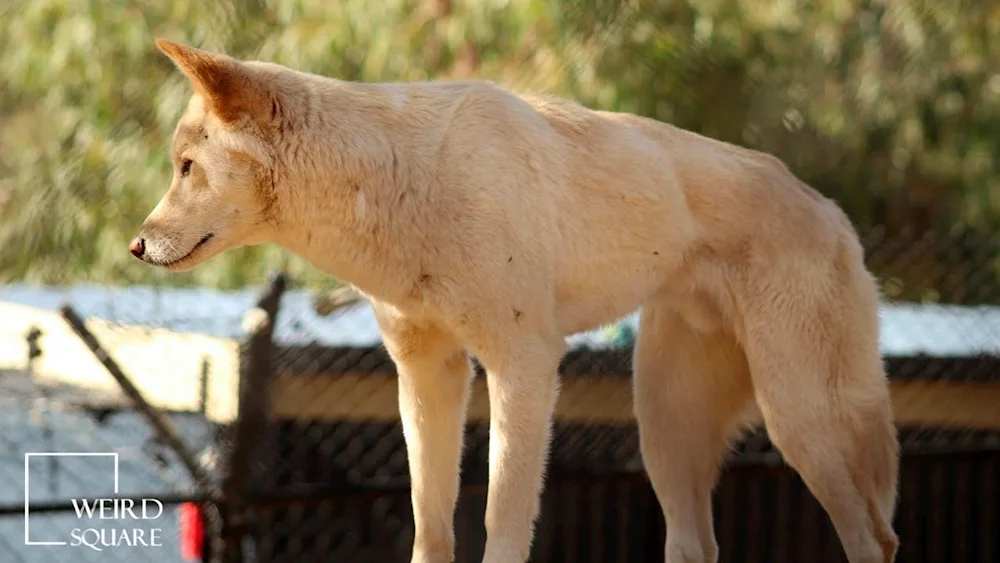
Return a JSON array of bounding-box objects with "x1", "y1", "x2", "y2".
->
[{"x1": 179, "y1": 502, "x2": 205, "y2": 561}]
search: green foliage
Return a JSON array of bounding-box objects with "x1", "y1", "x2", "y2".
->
[{"x1": 1, "y1": 0, "x2": 998, "y2": 301}]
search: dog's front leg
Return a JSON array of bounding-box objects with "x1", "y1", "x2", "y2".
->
[
  {"x1": 399, "y1": 352, "x2": 473, "y2": 563},
  {"x1": 479, "y1": 337, "x2": 563, "y2": 563},
  {"x1": 376, "y1": 308, "x2": 473, "y2": 563}
]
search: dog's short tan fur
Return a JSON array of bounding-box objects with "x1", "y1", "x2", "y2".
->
[{"x1": 135, "y1": 40, "x2": 900, "y2": 563}]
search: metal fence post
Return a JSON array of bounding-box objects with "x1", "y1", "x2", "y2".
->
[{"x1": 213, "y1": 272, "x2": 287, "y2": 563}]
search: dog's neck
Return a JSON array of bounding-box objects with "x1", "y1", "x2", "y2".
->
[{"x1": 269, "y1": 82, "x2": 425, "y2": 303}]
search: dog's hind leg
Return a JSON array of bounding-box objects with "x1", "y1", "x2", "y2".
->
[
  {"x1": 737, "y1": 280, "x2": 900, "y2": 563},
  {"x1": 633, "y1": 300, "x2": 755, "y2": 563}
]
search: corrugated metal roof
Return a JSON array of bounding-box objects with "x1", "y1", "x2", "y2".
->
[{"x1": 1, "y1": 284, "x2": 998, "y2": 357}]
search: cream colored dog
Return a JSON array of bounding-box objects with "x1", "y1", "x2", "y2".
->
[{"x1": 133, "y1": 39, "x2": 900, "y2": 563}]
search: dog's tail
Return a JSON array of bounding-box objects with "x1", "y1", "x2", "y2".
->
[{"x1": 851, "y1": 387, "x2": 900, "y2": 563}]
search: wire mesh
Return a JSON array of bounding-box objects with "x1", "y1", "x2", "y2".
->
[
  {"x1": 0, "y1": 285, "x2": 229, "y2": 562},
  {"x1": 226, "y1": 226, "x2": 1000, "y2": 563},
  {"x1": 0, "y1": 206, "x2": 998, "y2": 562}
]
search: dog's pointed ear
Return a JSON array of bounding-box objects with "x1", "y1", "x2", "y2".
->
[{"x1": 156, "y1": 39, "x2": 271, "y2": 125}]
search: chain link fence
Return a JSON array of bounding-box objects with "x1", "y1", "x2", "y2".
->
[
  {"x1": 235, "y1": 226, "x2": 1000, "y2": 563},
  {"x1": 2, "y1": 227, "x2": 999, "y2": 563},
  {"x1": 0, "y1": 285, "x2": 236, "y2": 562}
]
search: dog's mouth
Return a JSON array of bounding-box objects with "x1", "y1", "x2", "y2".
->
[{"x1": 151, "y1": 233, "x2": 214, "y2": 269}]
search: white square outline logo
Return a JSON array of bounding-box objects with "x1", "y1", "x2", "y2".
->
[{"x1": 24, "y1": 452, "x2": 119, "y2": 546}]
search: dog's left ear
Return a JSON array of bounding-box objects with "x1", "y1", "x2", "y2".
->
[{"x1": 156, "y1": 39, "x2": 271, "y2": 126}]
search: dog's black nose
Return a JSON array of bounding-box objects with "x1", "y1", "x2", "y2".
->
[{"x1": 129, "y1": 237, "x2": 145, "y2": 259}]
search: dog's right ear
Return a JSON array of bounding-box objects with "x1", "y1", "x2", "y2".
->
[{"x1": 156, "y1": 39, "x2": 271, "y2": 126}]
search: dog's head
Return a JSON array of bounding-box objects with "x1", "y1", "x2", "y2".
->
[{"x1": 130, "y1": 40, "x2": 280, "y2": 271}]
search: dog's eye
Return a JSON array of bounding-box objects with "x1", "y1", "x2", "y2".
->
[{"x1": 180, "y1": 159, "x2": 193, "y2": 178}]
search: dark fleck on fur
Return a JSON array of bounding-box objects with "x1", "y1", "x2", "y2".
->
[{"x1": 391, "y1": 148, "x2": 400, "y2": 184}]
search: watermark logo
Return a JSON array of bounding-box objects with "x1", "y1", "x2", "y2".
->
[{"x1": 24, "y1": 453, "x2": 164, "y2": 551}]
